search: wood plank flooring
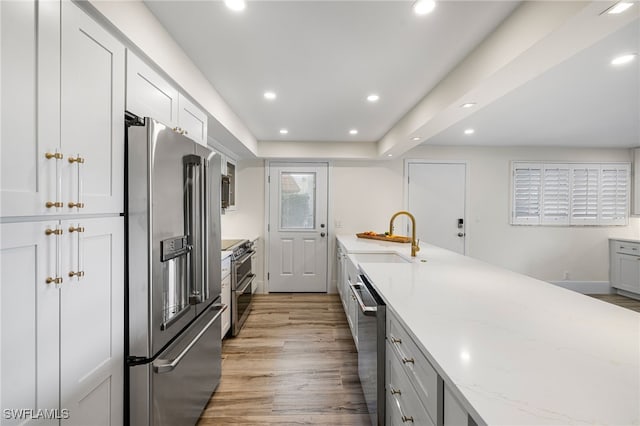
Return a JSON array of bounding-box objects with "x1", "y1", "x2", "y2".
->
[
  {"x1": 588, "y1": 293, "x2": 640, "y2": 313},
  {"x1": 198, "y1": 294, "x2": 370, "y2": 426}
]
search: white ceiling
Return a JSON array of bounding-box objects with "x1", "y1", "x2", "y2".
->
[
  {"x1": 427, "y1": 19, "x2": 640, "y2": 148},
  {"x1": 144, "y1": 0, "x2": 520, "y2": 143}
]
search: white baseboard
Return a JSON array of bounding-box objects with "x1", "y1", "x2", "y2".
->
[
  {"x1": 549, "y1": 280, "x2": 614, "y2": 295},
  {"x1": 253, "y1": 280, "x2": 266, "y2": 294}
]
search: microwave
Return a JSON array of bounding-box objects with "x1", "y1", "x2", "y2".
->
[{"x1": 221, "y1": 175, "x2": 230, "y2": 209}]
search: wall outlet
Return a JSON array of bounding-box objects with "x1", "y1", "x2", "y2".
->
[{"x1": 563, "y1": 271, "x2": 570, "y2": 280}]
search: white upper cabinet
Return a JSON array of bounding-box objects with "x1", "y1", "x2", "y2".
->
[
  {"x1": 61, "y1": 1, "x2": 125, "y2": 215},
  {"x1": 178, "y1": 93, "x2": 208, "y2": 146},
  {"x1": 126, "y1": 51, "x2": 208, "y2": 146},
  {"x1": 1, "y1": 0, "x2": 124, "y2": 218},
  {"x1": 1, "y1": 0, "x2": 60, "y2": 218},
  {"x1": 126, "y1": 50, "x2": 179, "y2": 128}
]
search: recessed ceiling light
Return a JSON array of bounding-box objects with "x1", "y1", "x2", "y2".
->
[
  {"x1": 411, "y1": 137, "x2": 421, "y2": 141},
  {"x1": 225, "y1": 0, "x2": 246, "y2": 11},
  {"x1": 279, "y1": 129, "x2": 288, "y2": 135},
  {"x1": 611, "y1": 53, "x2": 637, "y2": 66},
  {"x1": 264, "y1": 91, "x2": 277, "y2": 100},
  {"x1": 349, "y1": 129, "x2": 358, "y2": 135},
  {"x1": 464, "y1": 129, "x2": 475, "y2": 135},
  {"x1": 607, "y1": 2, "x2": 634, "y2": 14},
  {"x1": 461, "y1": 103, "x2": 476, "y2": 108},
  {"x1": 387, "y1": 154, "x2": 393, "y2": 157},
  {"x1": 413, "y1": 0, "x2": 436, "y2": 15},
  {"x1": 367, "y1": 94, "x2": 380, "y2": 102}
]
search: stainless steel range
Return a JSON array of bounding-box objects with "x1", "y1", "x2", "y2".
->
[{"x1": 221, "y1": 239, "x2": 255, "y2": 336}]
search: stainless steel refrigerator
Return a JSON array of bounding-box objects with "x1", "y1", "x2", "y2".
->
[{"x1": 125, "y1": 116, "x2": 224, "y2": 426}]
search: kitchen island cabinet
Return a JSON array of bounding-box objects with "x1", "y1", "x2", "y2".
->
[{"x1": 337, "y1": 234, "x2": 640, "y2": 426}]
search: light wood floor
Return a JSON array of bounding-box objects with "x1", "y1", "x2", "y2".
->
[
  {"x1": 198, "y1": 294, "x2": 370, "y2": 426},
  {"x1": 588, "y1": 293, "x2": 640, "y2": 313}
]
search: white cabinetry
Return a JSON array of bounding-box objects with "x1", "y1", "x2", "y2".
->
[
  {"x1": 386, "y1": 309, "x2": 473, "y2": 426},
  {"x1": 610, "y1": 239, "x2": 640, "y2": 296},
  {"x1": 634, "y1": 148, "x2": 640, "y2": 215},
  {"x1": 221, "y1": 255, "x2": 232, "y2": 337},
  {"x1": 125, "y1": 51, "x2": 208, "y2": 146},
  {"x1": 126, "y1": 50, "x2": 179, "y2": 128},
  {"x1": 1, "y1": 0, "x2": 124, "y2": 217},
  {"x1": 1, "y1": 217, "x2": 124, "y2": 426},
  {"x1": 1, "y1": 2, "x2": 124, "y2": 424}
]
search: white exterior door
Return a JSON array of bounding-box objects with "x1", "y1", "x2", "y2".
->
[
  {"x1": 60, "y1": 217, "x2": 124, "y2": 426},
  {"x1": 268, "y1": 163, "x2": 328, "y2": 292},
  {"x1": 407, "y1": 162, "x2": 467, "y2": 254}
]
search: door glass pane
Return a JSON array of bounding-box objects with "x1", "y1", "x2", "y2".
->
[{"x1": 280, "y1": 172, "x2": 316, "y2": 229}]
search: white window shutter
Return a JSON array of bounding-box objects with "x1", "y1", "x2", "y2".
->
[
  {"x1": 599, "y1": 164, "x2": 629, "y2": 225},
  {"x1": 512, "y1": 163, "x2": 541, "y2": 224},
  {"x1": 541, "y1": 165, "x2": 570, "y2": 225},
  {"x1": 571, "y1": 165, "x2": 599, "y2": 225}
]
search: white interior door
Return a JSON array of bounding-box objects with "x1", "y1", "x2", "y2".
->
[
  {"x1": 407, "y1": 162, "x2": 467, "y2": 254},
  {"x1": 268, "y1": 163, "x2": 328, "y2": 292}
]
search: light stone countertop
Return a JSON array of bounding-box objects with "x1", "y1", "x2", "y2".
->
[
  {"x1": 221, "y1": 250, "x2": 232, "y2": 260},
  {"x1": 337, "y1": 234, "x2": 640, "y2": 426}
]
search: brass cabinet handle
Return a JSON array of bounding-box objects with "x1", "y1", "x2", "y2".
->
[
  {"x1": 391, "y1": 336, "x2": 402, "y2": 344},
  {"x1": 46, "y1": 201, "x2": 63, "y2": 208},
  {"x1": 69, "y1": 271, "x2": 85, "y2": 278},
  {"x1": 68, "y1": 226, "x2": 85, "y2": 233},
  {"x1": 46, "y1": 277, "x2": 63, "y2": 284},
  {"x1": 390, "y1": 388, "x2": 401, "y2": 395},
  {"x1": 68, "y1": 156, "x2": 85, "y2": 164},
  {"x1": 402, "y1": 357, "x2": 415, "y2": 364},
  {"x1": 401, "y1": 415, "x2": 414, "y2": 423},
  {"x1": 68, "y1": 202, "x2": 85, "y2": 208},
  {"x1": 45, "y1": 152, "x2": 63, "y2": 160},
  {"x1": 45, "y1": 228, "x2": 63, "y2": 236}
]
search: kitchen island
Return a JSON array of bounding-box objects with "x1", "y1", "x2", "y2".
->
[{"x1": 337, "y1": 234, "x2": 640, "y2": 426}]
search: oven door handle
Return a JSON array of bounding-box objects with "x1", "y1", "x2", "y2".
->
[
  {"x1": 233, "y1": 250, "x2": 255, "y2": 265},
  {"x1": 234, "y1": 274, "x2": 255, "y2": 294},
  {"x1": 153, "y1": 303, "x2": 227, "y2": 374}
]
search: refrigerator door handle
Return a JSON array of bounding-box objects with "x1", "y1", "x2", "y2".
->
[
  {"x1": 184, "y1": 154, "x2": 202, "y2": 304},
  {"x1": 153, "y1": 303, "x2": 227, "y2": 374},
  {"x1": 200, "y1": 157, "x2": 209, "y2": 302}
]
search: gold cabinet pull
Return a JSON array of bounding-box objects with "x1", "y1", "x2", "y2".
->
[
  {"x1": 68, "y1": 202, "x2": 85, "y2": 208},
  {"x1": 46, "y1": 277, "x2": 63, "y2": 284},
  {"x1": 68, "y1": 271, "x2": 85, "y2": 278},
  {"x1": 45, "y1": 228, "x2": 63, "y2": 236},
  {"x1": 68, "y1": 226, "x2": 85, "y2": 233},
  {"x1": 68, "y1": 156, "x2": 85, "y2": 164},
  {"x1": 401, "y1": 357, "x2": 415, "y2": 364},
  {"x1": 45, "y1": 152, "x2": 63, "y2": 160},
  {"x1": 46, "y1": 201, "x2": 63, "y2": 208},
  {"x1": 390, "y1": 388, "x2": 401, "y2": 395},
  {"x1": 401, "y1": 415, "x2": 414, "y2": 423},
  {"x1": 391, "y1": 336, "x2": 402, "y2": 344}
]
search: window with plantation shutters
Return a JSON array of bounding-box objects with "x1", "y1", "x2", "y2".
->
[
  {"x1": 512, "y1": 164, "x2": 541, "y2": 224},
  {"x1": 571, "y1": 165, "x2": 599, "y2": 224},
  {"x1": 542, "y1": 165, "x2": 570, "y2": 224},
  {"x1": 600, "y1": 165, "x2": 628, "y2": 225},
  {"x1": 511, "y1": 162, "x2": 629, "y2": 226}
]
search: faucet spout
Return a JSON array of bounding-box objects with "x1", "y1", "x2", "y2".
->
[{"x1": 389, "y1": 211, "x2": 420, "y2": 257}]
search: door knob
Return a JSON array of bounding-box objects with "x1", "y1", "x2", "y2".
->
[
  {"x1": 320, "y1": 232, "x2": 326, "y2": 237},
  {"x1": 457, "y1": 232, "x2": 465, "y2": 237}
]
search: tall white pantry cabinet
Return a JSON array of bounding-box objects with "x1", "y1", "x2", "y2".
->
[{"x1": 1, "y1": 1, "x2": 124, "y2": 425}]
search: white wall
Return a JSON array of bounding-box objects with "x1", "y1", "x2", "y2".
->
[
  {"x1": 220, "y1": 160, "x2": 266, "y2": 292},
  {"x1": 219, "y1": 146, "x2": 639, "y2": 292}
]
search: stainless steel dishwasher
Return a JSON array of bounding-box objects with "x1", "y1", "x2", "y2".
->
[{"x1": 350, "y1": 273, "x2": 386, "y2": 426}]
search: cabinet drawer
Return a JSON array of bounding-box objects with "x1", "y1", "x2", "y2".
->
[
  {"x1": 614, "y1": 241, "x2": 640, "y2": 256},
  {"x1": 387, "y1": 344, "x2": 435, "y2": 426},
  {"x1": 221, "y1": 256, "x2": 231, "y2": 279},
  {"x1": 387, "y1": 313, "x2": 439, "y2": 421}
]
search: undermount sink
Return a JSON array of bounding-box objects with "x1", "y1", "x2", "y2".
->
[{"x1": 352, "y1": 252, "x2": 411, "y2": 264}]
